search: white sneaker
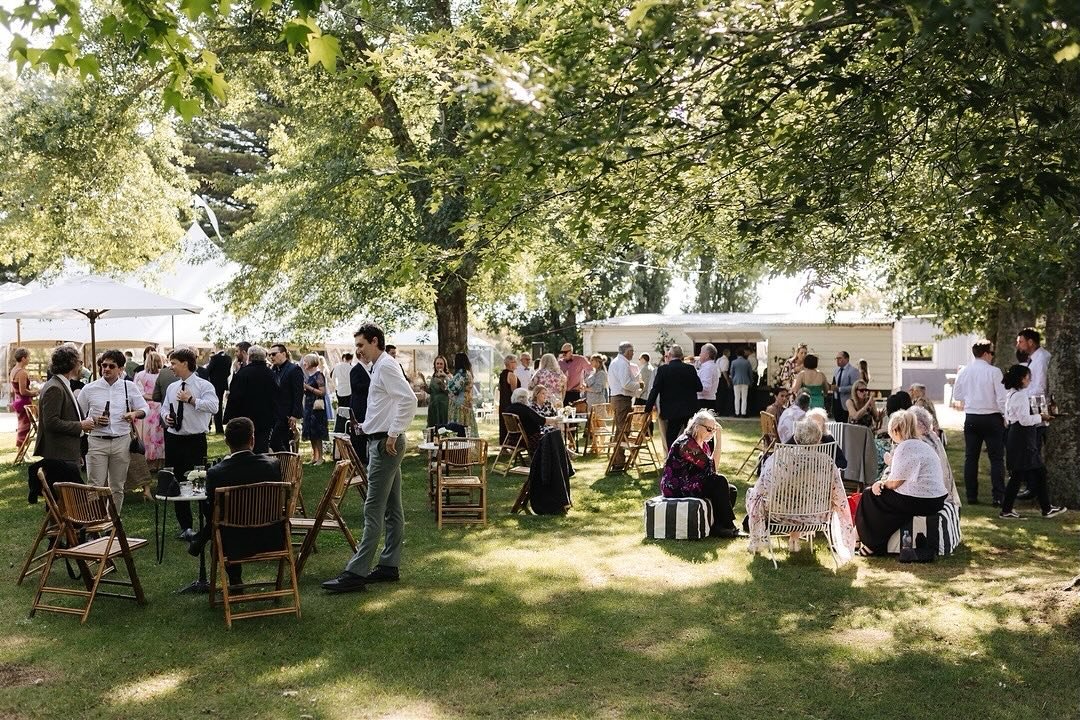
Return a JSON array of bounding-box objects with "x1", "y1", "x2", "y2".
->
[{"x1": 1042, "y1": 506, "x2": 1067, "y2": 518}]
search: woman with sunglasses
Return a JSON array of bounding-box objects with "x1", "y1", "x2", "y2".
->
[
  {"x1": 659, "y1": 410, "x2": 739, "y2": 538},
  {"x1": 846, "y1": 379, "x2": 880, "y2": 429}
]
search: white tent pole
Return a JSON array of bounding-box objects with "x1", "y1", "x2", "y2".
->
[{"x1": 171, "y1": 316, "x2": 176, "y2": 349}]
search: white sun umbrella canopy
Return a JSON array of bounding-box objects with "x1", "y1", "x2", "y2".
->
[{"x1": 0, "y1": 274, "x2": 202, "y2": 374}]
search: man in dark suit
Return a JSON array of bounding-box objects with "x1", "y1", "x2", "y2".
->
[
  {"x1": 644, "y1": 343, "x2": 703, "y2": 451},
  {"x1": 205, "y1": 347, "x2": 232, "y2": 434},
  {"x1": 35, "y1": 345, "x2": 96, "y2": 468},
  {"x1": 188, "y1": 417, "x2": 282, "y2": 586},
  {"x1": 348, "y1": 333, "x2": 372, "y2": 464},
  {"x1": 268, "y1": 343, "x2": 304, "y2": 452},
  {"x1": 223, "y1": 345, "x2": 277, "y2": 453}
]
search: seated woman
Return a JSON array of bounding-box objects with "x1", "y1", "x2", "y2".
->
[
  {"x1": 855, "y1": 409, "x2": 948, "y2": 556},
  {"x1": 506, "y1": 387, "x2": 549, "y2": 455},
  {"x1": 660, "y1": 410, "x2": 739, "y2": 538},
  {"x1": 910, "y1": 405, "x2": 960, "y2": 508},
  {"x1": 529, "y1": 385, "x2": 557, "y2": 418},
  {"x1": 805, "y1": 408, "x2": 847, "y2": 470},
  {"x1": 746, "y1": 419, "x2": 856, "y2": 561}
]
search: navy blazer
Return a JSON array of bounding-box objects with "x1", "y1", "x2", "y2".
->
[
  {"x1": 224, "y1": 361, "x2": 277, "y2": 435},
  {"x1": 349, "y1": 362, "x2": 371, "y2": 425},
  {"x1": 272, "y1": 360, "x2": 304, "y2": 421},
  {"x1": 644, "y1": 359, "x2": 703, "y2": 420}
]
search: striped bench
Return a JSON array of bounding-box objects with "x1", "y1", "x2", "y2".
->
[
  {"x1": 644, "y1": 496, "x2": 714, "y2": 540},
  {"x1": 886, "y1": 502, "x2": 962, "y2": 557}
]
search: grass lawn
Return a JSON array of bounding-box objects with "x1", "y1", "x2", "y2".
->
[{"x1": 0, "y1": 417, "x2": 1077, "y2": 719}]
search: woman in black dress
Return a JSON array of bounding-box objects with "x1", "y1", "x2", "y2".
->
[{"x1": 498, "y1": 354, "x2": 520, "y2": 443}]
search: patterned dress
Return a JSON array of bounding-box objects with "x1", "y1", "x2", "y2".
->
[
  {"x1": 448, "y1": 370, "x2": 479, "y2": 436},
  {"x1": 302, "y1": 370, "x2": 328, "y2": 441},
  {"x1": 133, "y1": 370, "x2": 165, "y2": 461},
  {"x1": 530, "y1": 368, "x2": 566, "y2": 402}
]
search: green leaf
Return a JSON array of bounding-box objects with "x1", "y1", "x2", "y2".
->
[
  {"x1": 307, "y1": 32, "x2": 340, "y2": 72},
  {"x1": 75, "y1": 54, "x2": 100, "y2": 79},
  {"x1": 179, "y1": 0, "x2": 215, "y2": 21},
  {"x1": 1053, "y1": 43, "x2": 1080, "y2": 63},
  {"x1": 280, "y1": 17, "x2": 317, "y2": 49},
  {"x1": 625, "y1": 0, "x2": 666, "y2": 30}
]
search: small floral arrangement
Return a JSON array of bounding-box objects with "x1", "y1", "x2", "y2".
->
[
  {"x1": 186, "y1": 469, "x2": 207, "y2": 482},
  {"x1": 562, "y1": 406, "x2": 576, "y2": 418},
  {"x1": 436, "y1": 427, "x2": 455, "y2": 437}
]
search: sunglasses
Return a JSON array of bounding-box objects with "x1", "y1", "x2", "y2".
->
[
  {"x1": 268, "y1": 351, "x2": 281, "y2": 356},
  {"x1": 99, "y1": 362, "x2": 118, "y2": 369},
  {"x1": 703, "y1": 425, "x2": 717, "y2": 432}
]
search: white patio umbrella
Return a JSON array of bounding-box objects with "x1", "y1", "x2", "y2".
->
[{"x1": 0, "y1": 274, "x2": 202, "y2": 376}]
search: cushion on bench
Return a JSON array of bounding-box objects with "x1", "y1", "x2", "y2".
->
[{"x1": 644, "y1": 496, "x2": 714, "y2": 540}]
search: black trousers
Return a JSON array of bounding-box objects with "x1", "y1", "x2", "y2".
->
[
  {"x1": 212, "y1": 386, "x2": 226, "y2": 433},
  {"x1": 700, "y1": 474, "x2": 737, "y2": 533},
  {"x1": 963, "y1": 413, "x2": 1005, "y2": 502},
  {"x1": 1002, "y1": 467, "x2": 1050, "y2": 514},
  {"x1": 663, "y1": 416, "x2": 691, "y2": 451},
  {"x1": 833, "y1": 395, "x2": 849, "y2": 423},
  {"x1": 269, "y1": 419, "x2": 293, "y2": 453},
  {"x1": 163, "y1": 432, "x2": 207, "y2": 531},
  {"x1": 855, "y1": 488, "x2": 946, "y2": 554}
]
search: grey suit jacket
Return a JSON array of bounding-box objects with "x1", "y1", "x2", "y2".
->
[{"x1": 34, "y1": 376, "x2": 84, "y2": 463}]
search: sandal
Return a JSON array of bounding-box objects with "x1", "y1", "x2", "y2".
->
[{"x1": 856, "y1": 544, "x2": 874, "y2": 557}]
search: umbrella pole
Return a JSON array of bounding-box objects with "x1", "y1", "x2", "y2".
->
[{"x1": 89, "y1": 313, "x2": 98, "y2": 379}]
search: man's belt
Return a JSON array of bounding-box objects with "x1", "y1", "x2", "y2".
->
[{"x1": 366, "y1": 431, "x2": 389, "y2": 441}]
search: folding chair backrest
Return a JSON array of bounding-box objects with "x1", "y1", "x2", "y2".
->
[
  {"x1": 37, "y1": 469, "x2": 64, "y2": 527},
  {"x1": 317, "y1": 462, "x2": 352, "y2": 513},
  {"x1": 591, "y1": 403, "x2": 613, "y2": 420},
  {"x1": 270, "y1": 452, "x2": 303, "y2": 513},
  {"x1": 439, "y1": 437, "x2": 487, "y2": 472},
  {"x1": 627, "y1": 409, "x2": 648, "y2": 435},
  {"x1": 503, "y1": 413, "x2": 524, "y2": 437},
  {"x1": 53, "y1": 483, "x2": 112, "y2": 527},
  {"x1": 761, "y1": 411, "x2": 777, "y2": 439},
  {"x1": 767, "y1": 444, "x2": 836, "y2": 518},
  {"x1": 216, "y1": 482, "x2": 291, "y2": 528},
  {"x1": 26, "y1": 403, "x2": 39, "y2": 428}
]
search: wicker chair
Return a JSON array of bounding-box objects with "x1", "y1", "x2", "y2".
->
[
  {"x1": 270, "y1": 451, "x2": 306, "y2": 517},
  {"x1": 436, "y1": 437, "x2": 488, "y2": 528},
  {"x1": 763, "y1": 443, "x2": 840, "y2": 572}
]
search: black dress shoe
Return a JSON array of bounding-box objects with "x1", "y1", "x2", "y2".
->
[
  {"x1": 321, "y1": 571, "x2": 367, "y2": 593},
  {"x1": 1015, "y1": 489, "x2": 1034, "y2": 500},
  {"x1": 365, "y1": 565, "x2": 400, "y2": 583}
]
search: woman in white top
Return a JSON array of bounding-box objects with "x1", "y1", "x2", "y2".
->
[
  {"x1": 999, "y1": 364, "x2": 1066, "y2": 519},
  {"x1": 855, "y1": 409, "x2": 948, "y2": 555}
]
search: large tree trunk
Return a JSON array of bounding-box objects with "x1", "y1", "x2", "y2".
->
[
  {"x1": 987, "y1": 301, "x2": 1035, "y2": 372},
  {"x1": 1044, "y1": 283, "x2": 1080, "y2": 507},
  {"x1": 435, "y1": 274, "x2": 469, "y2": 361}
]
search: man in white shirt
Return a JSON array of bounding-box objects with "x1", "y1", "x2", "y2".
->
[
  {"x1": 323, "y1": 323, "x2": 418, "y2": 594},
  {"x1": 951, "y1": 339, "x2": 1007, "y2": 505},
  {"x1": 777, "y1": 393, "x2": 810, "y2": 444},
  {"x1": 515, "y1": 352, "x2": 534, "y2": 389},
  {"x1": 1015, "y1": 327, "x2": 1051, "y2": 500},
  {"x1": 606, "y1": 341, "x2": 642, "y2": 471},
  {"x1": 330, "y1": 352, "x2": 354, "y2": 433},
  {"x1": 696, "y1": 344, "x2": 720, "y2": 413},
  {"x1": 160, "y1": 347, "x2": 220, "y2": 539},
  {"x1": 637, "y1": 353, "x2": 655, "y2": 406},
  {"x1": 78, "y1": 349, "x2": 148, "y2": 513}
]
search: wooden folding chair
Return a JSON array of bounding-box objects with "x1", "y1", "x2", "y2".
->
[
  {"x1": 30, "y1": 483, "x2": 147, "y2": 624},
  {"x1": 270, "y1": 451, "x2": 307, "y2": 517},
  {"x1": 18, "y1": 469, "x2": 75, "y2": 586},
  {"x1": 737, "y1": 411, "x2": 778, "y2": 480},
  {"x1": 587, "y1": 405, "x2": 616, "y2": 456},
  {"x1": 436, "y1": 437, "x2": 488, "y2": 528},
  {"x1": 332, "y1": 435, "x2": 368, "y2": 502},
  {"x1": 608, "y1": 409, "x2": 660, "y2": 475},
  {"x1": 208, "y1": 481, "x2": 300, "y2": 629},
  {"x1": 292, "y1": 462, "x2": 358, "y2": 575},
  {"x1": 14, "y1": 403, "x2": 39, "y2": 464},
  {"x1": 491, "y1": 413, "x2": 530, "y2": 477}
]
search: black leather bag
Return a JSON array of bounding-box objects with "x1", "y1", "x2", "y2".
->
[
  {"x1": 156, "y1": 468, "x2": 179, "y2": 497},
  {"x1": 125, "y1": 381, "x2": 146, "y2": 454}
]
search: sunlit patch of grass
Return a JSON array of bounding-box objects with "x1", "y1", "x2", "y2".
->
[{"x1": 111, "y1": 671, "x2": 188, "y2": 704}]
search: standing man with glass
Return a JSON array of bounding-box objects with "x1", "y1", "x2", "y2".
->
[
  {"x1": 161, "y1": 348, "x2": 219, "y2": 540},
  {"x1": 322, "y1": 323, "x2": 418, "y2": 593},
  {"x1": 831, "y1": 351, "x2": 860, "y2": 423},
  {"x1": 78, "y1": 349, "x2": 148, "y2": 513}
]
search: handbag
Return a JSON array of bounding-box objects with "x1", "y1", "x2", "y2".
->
[
  {"x1": 125, "y1": 382, "x2": 146, "y2": 454},
  {"x1": 313, "y1": 398, "x2": 325, "y2": 412}
]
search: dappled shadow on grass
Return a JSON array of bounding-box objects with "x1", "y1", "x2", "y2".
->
[{"x1": 1, "y1": 422, "x2": 1079, "y2": 719}]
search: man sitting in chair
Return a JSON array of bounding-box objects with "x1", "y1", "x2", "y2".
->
[{"x1": 188, "y1": 418, "x2": 282, "y2": 587}]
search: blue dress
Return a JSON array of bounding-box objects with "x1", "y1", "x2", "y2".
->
[{"x1": 302, "y1": 370, "x2": 329, "y2": 441}]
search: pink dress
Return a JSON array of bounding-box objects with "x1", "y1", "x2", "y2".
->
[
  {"x1": 133, "y1": 370, "x2": 165, "y2": 461},
  {"x1": 11, "y1": 372, "x2": 33, "y2": 446}
]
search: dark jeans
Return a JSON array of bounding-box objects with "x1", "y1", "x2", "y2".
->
[
  {"x1": 963, "y1": 413, "x2": 1005, "y2": 502},
  {"x1": 163, "y1": 432, "x2": 207, "y2": 531}
]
